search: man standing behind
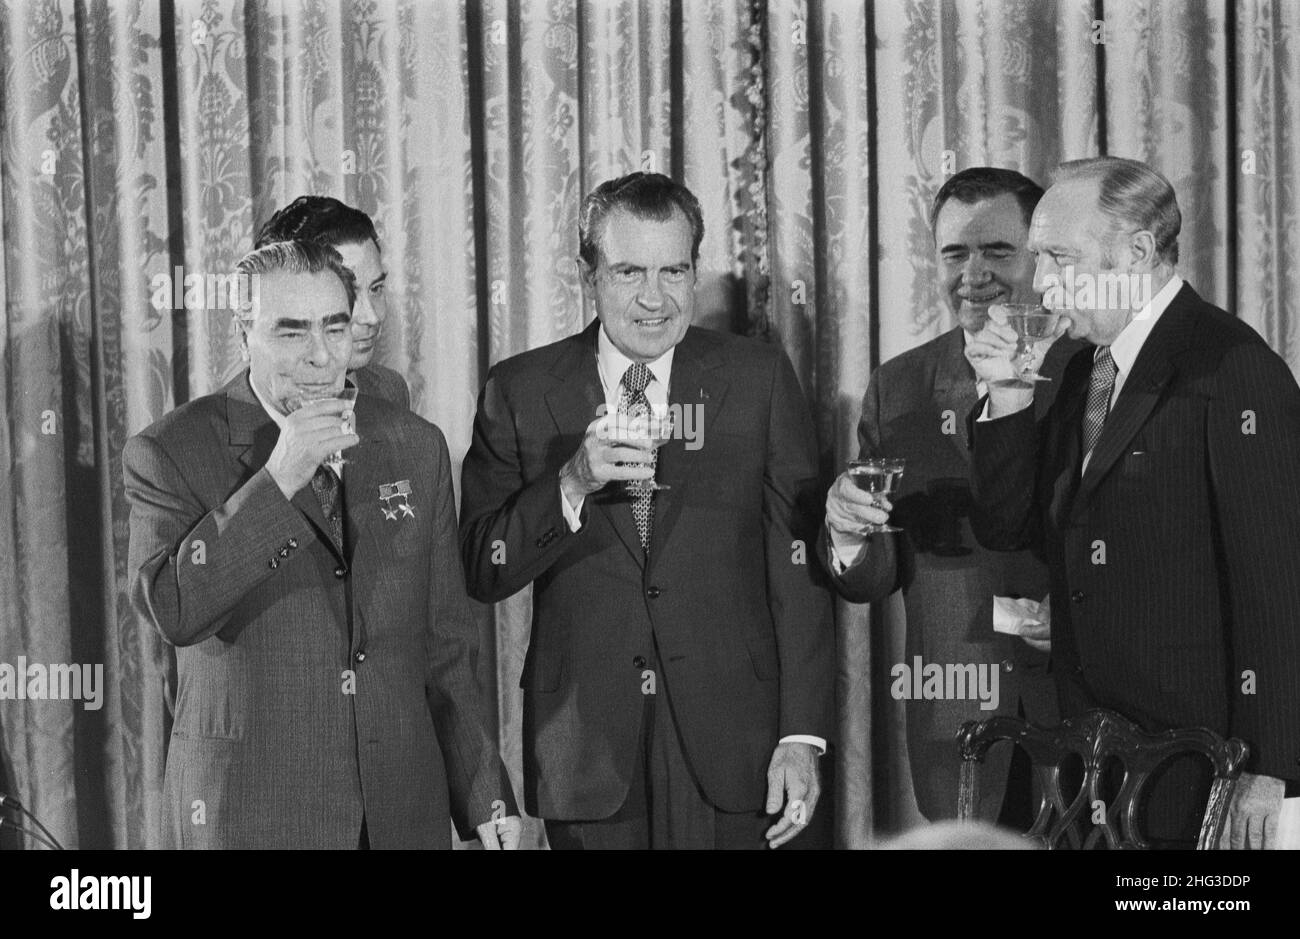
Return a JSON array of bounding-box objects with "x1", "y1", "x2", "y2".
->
[
  {"x1": 125, "y1": 241, "x2": 518, "y2": 848},
  {"x1": 821, "y1": 168, "x2": 1082, "y2": 824},
  {"x1": 256, "y1": 195, "x2": 409, "y2": 408},
  {"x1": 968, "y1": 157, "x2": 1300, "y2": 847},
  {"x1": 459, "y1": 173, "x2": 834, "y2": 849}
]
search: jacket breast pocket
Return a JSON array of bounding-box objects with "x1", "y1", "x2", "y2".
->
[{"x1": 1119, "y1": 445, "x2": 1198, "y2": 484}]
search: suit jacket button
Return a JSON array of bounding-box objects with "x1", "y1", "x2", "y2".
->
[
  {"x1": 287, "y1": 538, "x2": 298, "y2": 549},
  {"x1": 354, "y1": 650, "x2": 366, "y2": 663},
  {"x1": 1001, "y1": 660, "x2": 1014, "y2": 673},
  {"x1": 633, "y1": 655, "x2": 647, "y2": 668},
  {"x1": 268, "y1": 558, "x2": 279, "y2": 569},
  {"x1": 646, "y1": 586, "x2": 661, "y2": 599},
  {"x1": 1070, "y1": 590, "x2": 1085, "y2": 604},
  {"x1": 278, "y1": 547, "x2": 289, "y2": 557},
  {"x1": 1073, "y1": 665, "x2": 1084, "y2": 675},
  {"x1": 334, "y1": 566, "x2": 346, "y2": 579}
]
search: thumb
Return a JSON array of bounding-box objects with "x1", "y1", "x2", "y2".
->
[{"x1": 765, "y1": 770, "x2": 785, "y2": 814}]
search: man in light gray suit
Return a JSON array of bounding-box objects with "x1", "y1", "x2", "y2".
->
[
  {"x1": 820, "y1": 168, "x2": 1083, "y2": 825},
  {"x1": 125, "y1": 241, "x2": 518, "y2": 848}
]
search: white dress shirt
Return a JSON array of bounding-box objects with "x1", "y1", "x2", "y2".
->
[
  {"x1": 1080, "y1": 273, "x2": 1183, "y2": 474},
  {"x1": 561, "y1": 325, "x2": 826, "y2": 755}
]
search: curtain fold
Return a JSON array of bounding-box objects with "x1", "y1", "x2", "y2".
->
[{"x1": 1, "y1": 0, "x2": 1296, "y2": 849}]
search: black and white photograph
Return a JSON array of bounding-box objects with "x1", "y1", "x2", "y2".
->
[{"x1": 0, "y1": 0, "x2": 1296, "y2": 917}]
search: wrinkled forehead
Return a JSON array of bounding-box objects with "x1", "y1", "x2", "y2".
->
[
  {"x1": 1030, "y1": 178, "x2": 1104, "y2": 246},
  {"x1": 334, "y1": 238, "x2": 385, "y2": 281},
  {"x1": 246, "y1": 269, "x2": 350, "y2": 324},
  {"x1": 933, "y1": 193, "x2": 1029, "y2": 249},
  {"x1": 595, "y1": 206, "x2": 694, "y2": 266}
]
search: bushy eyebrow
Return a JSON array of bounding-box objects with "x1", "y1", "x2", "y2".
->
[
  {"x1": 271, "y1": 311, "x2": 351, "y2": 329},
  {"x1": 939, "y1": 240, "x2": 1019, "y2": 253}
]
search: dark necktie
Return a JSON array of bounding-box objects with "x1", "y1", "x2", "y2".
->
[
  {"x1": 620, "y1": 363, "x2": 656, "y2": 551},
  {"x1": 1082, "y1": 347, "x2": 1118, "y2": 459},
  {"x1": 311, "y1": 465, "x2": 344, "y2": 552}
]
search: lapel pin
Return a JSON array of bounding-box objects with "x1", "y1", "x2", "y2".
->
[{"x1": 378, "y1": 480, "x2": 415, "y2": 520}]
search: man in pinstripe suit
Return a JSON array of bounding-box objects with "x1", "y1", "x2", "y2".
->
[{"x1": 968, "y1": 156, "x2": 1300, "y2": 848}]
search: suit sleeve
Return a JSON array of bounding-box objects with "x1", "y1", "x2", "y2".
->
[
  {"x1": 969, "y1": 399, "x2": 1042, "y2": 553},
  {"x1": 459, "y1": 368, "x2": 583, "y2": 603},
  {"x1": 816, "y1": 370, "x2": 900, "y2": 603},
  {"x1": 423, "y1": 425, "x2": 519, "y2": 835},
  {"x1": 123, "y1": 433, "x2": 313, "y2": 647},
  {"x1": 763, "y1": 351, "x2": 836, "y2": 742},
  {"x1": 1207, "y1": 343, "x2": 1300, "y2": 780}
]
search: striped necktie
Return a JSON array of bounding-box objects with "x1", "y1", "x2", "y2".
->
[
  {"x1": 620, "y1": 363, "x2": 655, "y2": 550},
  {"x1": 1082, "y1": 346, "x2": 1118, "y2": 459}
]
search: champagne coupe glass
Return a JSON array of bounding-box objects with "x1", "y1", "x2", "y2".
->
[
  {"x1": 846, "y1": 457, "x2": 906, "y2": 533},
  {"x1": 624, "y1": 408, "x2": 675, "y2": 494},
  {"x1": 993, "y1": 303, "x2": 1058, "y2": 382},
  {"x1": 289, "y1": 380, "x2": 358, "y2": 466}
]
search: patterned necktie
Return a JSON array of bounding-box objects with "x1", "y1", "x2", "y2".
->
[
  {"x1": 311, "y1": 465, "x2": 345, "y2": 552},
  {"x1": 620, "y1": 363, "x2": 656, "y2": 551},
  {"x1": 1082, "y1": 346, "x2": 1118, "y2": 458}
]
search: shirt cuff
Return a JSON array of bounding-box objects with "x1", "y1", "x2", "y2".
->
[
  {"x1": 779, "y1": 734, "x2": 827, "y2": 756},
  {"x1": 559, "y1": 482, "x2": 584, "y2": 532},
  {"x1": 826, "y1": 525, "x2": 869, "y2": 574}
]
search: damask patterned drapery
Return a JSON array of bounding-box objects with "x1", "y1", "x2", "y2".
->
[{"x1": 1, "y1": 0, "x2": 1295, "y2": 849}]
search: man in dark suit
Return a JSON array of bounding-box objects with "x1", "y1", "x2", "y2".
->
[
  {"x1": 968, "y1": 156, "x2": 1300, "y2": 848},
  {"x1": 125, "y1": 240, "x2": 518, "y2": 848},
  {"x1": 820, "y1": 168, "x2": 1080, "y2": 824},
  {"x1": 256, "y1": 196, "x2": 410, "y2": 408},
  {"x1": 459, "y1": 172, "x2": 834, "y2": 849}
]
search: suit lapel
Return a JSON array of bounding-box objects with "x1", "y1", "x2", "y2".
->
[
  {"x1": 544, "y1": 322, "x2": 645, "y2": 565},
  {"x1": 1048, "y1": 361, "x2": 1089, "y2": 527},
  {"x1": 342, "y1": 403, "x2": 389, "y2": 610},
  {"x1": 1072, "y1": 287, "x2": 1196, "y2": 511},
  {"x1": 932, "y1": 329, "x2": 979, "y2": 464},
  {"x1": 226, "y1": 370, "x2": 345, "y2": 565},
  {"x1": 648, "y1": 330, "x2": 727, "y2": 563}
]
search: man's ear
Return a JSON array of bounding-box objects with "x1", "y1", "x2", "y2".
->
[
  {"x1": 1127, "y1": 230, "x2": 1158, "y2": 270},
  {"x1": 576, "y1": 256, "x2": 597, "y2": 299},
  {"x1": 235, "y1": 317, "x2": 252, "y2": 361}
]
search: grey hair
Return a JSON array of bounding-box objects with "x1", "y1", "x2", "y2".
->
[
  {"x1": 233, "y1": 239, "x2": 357, "y2": 319},
  {"x1": 1054, "y1": 157, "x2": 1181, "y2": 265}
]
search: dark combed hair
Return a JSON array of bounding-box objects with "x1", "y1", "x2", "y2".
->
[
  {"x1": 929, "y1": 167, "x2": 1045, "y2": 234},
  {"x1": 234, "y1": 239, "x2": 357, "y2": 314},
  {"x1": 578, "y1": 172, "x2": 705, "y2": 268},
  {"x1": 254, "y1": 195, "x2": 379, "y2": 252}
]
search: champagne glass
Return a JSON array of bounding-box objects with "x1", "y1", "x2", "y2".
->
[
  {"x1": 993, "y1": 303, "x2": 1058, "y2": 382},
  {"x1": 847, "y1": 457, "x2": 906, "y2": 533},
  {"x1": 329, "y1": 384, "x2": 359, "y2": 465},
  {"x1": 622, "y1": 408, "x2": 675, "y2": 493},
  {"x1": 288, "y1": 379, "x2": 358, "y2": 466}
]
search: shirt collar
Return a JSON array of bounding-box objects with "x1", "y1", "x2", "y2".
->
[
  {"x1": 596, "y1": 323, "x2": 675, "y2": 396},
  {"x1": 248, "y1": 371, "x2": 289, "y2": 430},
  {"x1": 1107, "y1": 273, "x2": 1183, "y2": 376}
]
